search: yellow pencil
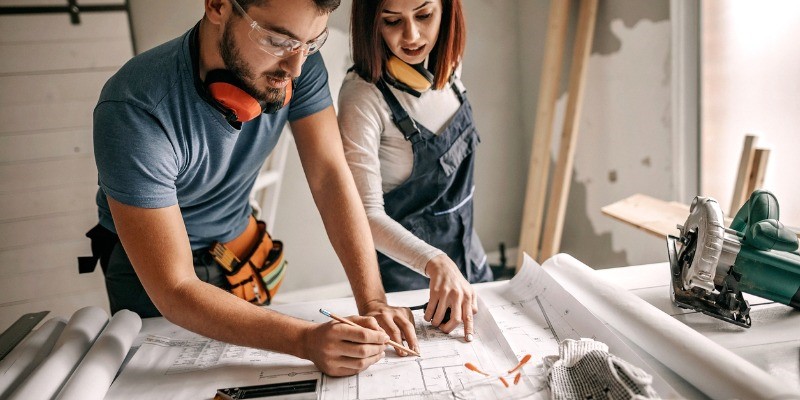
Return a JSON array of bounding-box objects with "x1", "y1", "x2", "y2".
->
[{"x1": 319, "y1": 308, "x2": 421, "y2": 357}]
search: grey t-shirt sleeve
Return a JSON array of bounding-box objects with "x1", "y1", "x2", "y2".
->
[
  {"x1": 287, "y1": 51, "x2": 333, "y2": 121},
  {"x1": 93, "y1": 101, "x2": 179, "y2": 209}
]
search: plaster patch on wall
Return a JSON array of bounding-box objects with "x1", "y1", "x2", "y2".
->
[
  {"x1": 554, "y1": 18, "x2": 673, "y2": 267},
  {"x1": 608, "y1": 170, "x2": 618, "y2": 183},
  {"x1": 560, "y1": 168, "x2": 628, "y2": 268},
  {"x1": 592, "y1": 0, "x2": 670, "y2": 55}
]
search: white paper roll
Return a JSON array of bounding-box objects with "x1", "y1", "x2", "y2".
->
[
  {"x1": 0, "y1": 318, "x2": 66, "y2": 399},
  {"x1": 541, "y1": 254, "x2": 798, "y2": 399},
  {"x1": 6, "y1": 306, "x2": 108, "y2": 400},
  {"x1": 55, "y1": 310, "x2": 141, "y2": 400}
]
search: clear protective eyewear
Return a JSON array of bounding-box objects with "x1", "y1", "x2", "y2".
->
[{"x1": 229, "y1": 0, "x2": 328, "y2": 58}]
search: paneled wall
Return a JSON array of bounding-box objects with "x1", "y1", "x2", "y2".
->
[{"x1": 0, "y1": 0, "x2": 134, "y2": 329}]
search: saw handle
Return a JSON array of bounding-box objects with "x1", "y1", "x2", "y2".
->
[{"x1": 731, "y1": 190, "x2": 798, "y2": 252}]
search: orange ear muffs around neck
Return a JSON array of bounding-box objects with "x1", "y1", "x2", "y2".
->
[
  {"x1": 283, "y1": 79, "x2": 292, "y2": 108},
  {"x1": 386, "y1": 56, "x2": 433, "y2": 92},
  {"x1": 205, "y1": 69, "x2": 262, "y2": 123}
]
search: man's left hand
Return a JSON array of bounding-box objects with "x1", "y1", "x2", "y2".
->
[{"x1": 362, "y1": 300, "x2": 419, "y2": 357}]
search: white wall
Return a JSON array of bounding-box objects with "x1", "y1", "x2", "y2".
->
[
  {"x1": 0, "y1": 2, "x2": 134, "y2": 329},
  {"x1": 701, "y1": 1, "x2": 800, "y2": 225},
  {"x1": 128, "y1": 0, "x2": 204, "y2": 53}
]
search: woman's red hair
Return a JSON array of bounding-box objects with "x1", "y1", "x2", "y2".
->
[{"x1": 350, "y1": 0, "x2": 466, "y2": 90}]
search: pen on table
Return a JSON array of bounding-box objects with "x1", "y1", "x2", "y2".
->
[{"x1": 318, "y1": 308, "x2": 421, "y2": 357}]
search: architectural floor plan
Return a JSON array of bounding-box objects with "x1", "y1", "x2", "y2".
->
[{"x1": 105, "y1": 257, "x2": 677, "y2": 399}]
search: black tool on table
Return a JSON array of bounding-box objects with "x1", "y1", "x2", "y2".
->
[
  {"x1": 0, "y1": 311, "x2": 49, "y2": 361},
  {"x1": 409, "y1": 302, "x2": 451, "y2": 325},
  {"x1": 214, "y1": 379, "x2": 318, "y2": 399}
]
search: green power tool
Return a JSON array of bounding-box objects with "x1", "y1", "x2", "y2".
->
[{"x1": 667, "y1": 189, "x2": 800, "y2": 328}]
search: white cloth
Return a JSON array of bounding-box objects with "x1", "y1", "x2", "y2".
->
[
  {"x1": 338, "y1": 69, "x2": 465, "y2": 275},
  {"x1": 545, "y1": 339, "x2": 660, "y2": 400}
]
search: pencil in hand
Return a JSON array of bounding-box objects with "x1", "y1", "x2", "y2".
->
[{"x1": 318, "y1": 308, "x2": 421, "y2": 357}]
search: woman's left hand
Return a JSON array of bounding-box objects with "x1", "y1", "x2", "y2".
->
[{"x1": 424, "y1": 254, "x2": 478, "y2": 341}]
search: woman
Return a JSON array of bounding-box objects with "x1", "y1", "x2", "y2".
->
[{"x1": 338, "y1": 0, "x2": 492, "y2": 346}]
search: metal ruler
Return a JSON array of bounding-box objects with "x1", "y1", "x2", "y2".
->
[{"x1": 0, "y1": 311, "x2": 49, "y2": 361}]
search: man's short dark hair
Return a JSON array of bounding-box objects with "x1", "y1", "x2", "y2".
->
[{"x1": 238, "y1": 0, "x2": 340, "y2": 14}]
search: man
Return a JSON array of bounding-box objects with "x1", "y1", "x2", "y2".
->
[{"x1": 89, "y1": 0, "x2": 419, "y2": 376}]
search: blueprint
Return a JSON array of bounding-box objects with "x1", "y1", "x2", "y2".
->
[
  {"x1": 106, "y1": 304, "x2": 538, "y2": 400},
  {"x1": 106, "y1": 256, "x2": 681, "y2": 399}
]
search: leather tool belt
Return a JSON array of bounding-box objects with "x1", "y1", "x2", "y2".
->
[{"x1": 209, "y1": 216, "x2": 287, "y2": 305}]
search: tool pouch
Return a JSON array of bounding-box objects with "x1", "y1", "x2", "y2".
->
[{"x1": 210, "y1": 219, "x2": 287, "y2": 305}]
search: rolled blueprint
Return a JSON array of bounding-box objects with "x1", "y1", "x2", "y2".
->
[
  {"x1": 540, "y1": 254, "x2": 796, "y2": 399},
  {"x1": 55, "y1": 310, "x2": 141, "y2": 400},
  {"x1": 6, "y1": 306, "x2": 108, "y2": 400},
  {"x1": 0, "y1": 318, "x2": 66, "y2": 399}
]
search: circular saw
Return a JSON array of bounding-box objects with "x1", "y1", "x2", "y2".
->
[{"x1": 667, "y1": 190, "x2": 800, "y2": 328}]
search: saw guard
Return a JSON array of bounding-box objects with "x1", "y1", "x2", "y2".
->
[{"x1": 679, "y1": 197, "x2": 725, "y2": 292}]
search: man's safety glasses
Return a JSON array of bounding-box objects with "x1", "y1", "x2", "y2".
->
[{"x1": 229, "y1": 0, "x2": 329, "y2": 58}]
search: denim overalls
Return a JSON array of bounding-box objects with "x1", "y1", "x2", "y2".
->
[{"x1": 375, "y1": 79, "x2": 493, "y2": 292}]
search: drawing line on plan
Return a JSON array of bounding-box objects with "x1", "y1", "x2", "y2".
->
[{"x1": 535, "y1": 295, "x2": 559, "y2": 343}]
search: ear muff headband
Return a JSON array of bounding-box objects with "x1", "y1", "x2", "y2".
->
[{"x1": 386, "y1": 56, "x2": 433, "y2": 92}]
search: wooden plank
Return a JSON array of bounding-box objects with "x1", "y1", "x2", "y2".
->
[
  {"x1": 0, "y1": 38, "x2": 131, "y2": 74},
  {"x1": 0, "y1": 71, "x2": 112, "y2": 106},
  {"x1": 0, "y1": 239, "x2": 90, "y2": 277},
  {"x1": 746, "y1": 148, "x2": 770, "y2": 195},
  {"x1": 516, "y1": 0, "x2": 570, "y2": 269},
  {"x1": 0, "y1": 211, "x2": 96, "y2": 250},
  {"x1": 601, "y1": 194, "x2": 690, "y2": 239},
  {"x1": 729, "y1": 134, "x2": 757, "y2": 215},
  {"x1": 0, "y1": 12, "x2": 129, "y2": 43},
  {"x1": 0, "y1": 101, "x2": 94, "y2": 133},
  {"x1": 539, "y1": 0, "x2": 599, "y2": 262},
  {"x1": 602, "y1": 194, "x2": 800, "y2": 241},
  {"x1": 0, "y1": 184, "x2": 97, "y2": 221},
  {"x1": 0, "y1": 128, "x2": 93, "y2": 162},
  {"x1": 0, "y1": 156, "x2": 97, "y2": 193},
  {"x1": 0, "y1": 289, "x2": 109, "y2": 334},
  {"x1": 0, "y1": 264, "x2": 106, "y2": 304}
]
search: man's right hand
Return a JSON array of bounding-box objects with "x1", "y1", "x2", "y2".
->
[{"x1": 301, "y1": 316, "x2": 389, "y2": 376}]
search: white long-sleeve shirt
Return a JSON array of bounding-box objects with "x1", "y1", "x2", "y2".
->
[{"x1": 338, "y1": 70, "x2": 464, "y2": 276}]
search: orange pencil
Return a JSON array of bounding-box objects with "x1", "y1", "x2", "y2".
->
[{"x1": 319, "y1": 308, "x2": 421, "y2": 357}]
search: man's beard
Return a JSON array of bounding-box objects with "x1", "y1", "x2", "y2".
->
[{"x1": 221, "y1": 24, "x2": 288, "y2": 114}]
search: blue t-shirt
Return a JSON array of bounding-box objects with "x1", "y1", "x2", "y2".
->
[{"x1": 94, "y1": 29, "x2": 332, "y2": 249}]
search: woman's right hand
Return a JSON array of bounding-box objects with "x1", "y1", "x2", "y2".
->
[
  {"x1": 424, "y1": 254, "x2": 478, "y2": 341},
  {"x1": 301, "y1": 316, "x2": 389, "y2": 376}
]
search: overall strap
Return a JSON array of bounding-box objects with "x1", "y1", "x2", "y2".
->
[
  {"x1": 451, "y1": 77, "x2": 467, "y2": 104},
  {"x1": 376, "y1": 79, "x2": 423, "y2": 144}
]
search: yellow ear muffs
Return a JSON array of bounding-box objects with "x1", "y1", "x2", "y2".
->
[{"x1": 386, "y1": 56, "x2": 433, "y2": 92}]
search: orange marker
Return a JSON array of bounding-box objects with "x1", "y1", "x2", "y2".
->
[
  {"x1": 464, "y1": 362, "x2": 490, "y2": 376},
  {"x1": 508, "y1": 354, "x2": 532, "y2": 373}
]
